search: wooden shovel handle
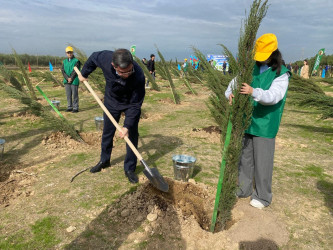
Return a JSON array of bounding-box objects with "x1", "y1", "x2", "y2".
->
[{"x1": 74, "y1": 67, "x2": 143, "y2": 161}]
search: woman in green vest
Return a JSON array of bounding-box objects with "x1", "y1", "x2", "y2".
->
[
  {"x1": 225, "y1": 33, "x2": 291, "y2": 209},
  {"x1": 61, "y1": 46, "x2": 81, "y2": 112}
]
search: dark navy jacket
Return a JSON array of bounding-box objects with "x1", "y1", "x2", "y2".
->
[{"x1": 81, "y1": 50, "x2": 145, "y2": 129}]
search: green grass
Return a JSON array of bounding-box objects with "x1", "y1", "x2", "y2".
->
[
  {"x1": 0, "y1": 216, "x2": 61, "y2": 249},
  {"x1": 304, "y1": 164, "x2": 330, "y2": 179}
]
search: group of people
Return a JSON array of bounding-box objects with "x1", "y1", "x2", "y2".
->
[
  {"x1": 286, "y1": 60, "x2": 310, "y2": 79},
  {"x1": 286, "y1": 60, "x2": 333, "y2": 79},
  {"x1": 61, "y1": 33, "x2": 291, "y2": 209}
]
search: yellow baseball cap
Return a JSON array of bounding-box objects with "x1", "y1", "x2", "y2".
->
[
  {"x1": 254, "y1": 33, "x2": 278, "y2": 62},
  {"x1": 65, "y1": 46, "x2": 74, "y2": 53}
]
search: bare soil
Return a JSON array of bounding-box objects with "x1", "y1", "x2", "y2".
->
[{"x1": 66, "y1": 178, "x2": 288, "y2": 249}]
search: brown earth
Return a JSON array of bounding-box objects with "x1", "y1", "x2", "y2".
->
[
  {"x1": 0, "y1": 127, "x2": 289, "y2": 248},
  {"x1": 66, "y1": 178, "x2": 288, "y2": 249}
]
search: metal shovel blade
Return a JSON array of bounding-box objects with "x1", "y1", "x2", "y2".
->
[{"x1": 141, "y1": 160, "x2": 169, "y2": 192}]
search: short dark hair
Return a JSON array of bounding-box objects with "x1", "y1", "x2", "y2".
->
[
  {"x1": 112, "y1": 49, "x2": 133, "y2": 68},
  {"x1": 150, "y1": 54, "x2": 155, "y2": 58}
]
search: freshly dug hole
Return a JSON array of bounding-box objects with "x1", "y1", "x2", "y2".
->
[{"x1": 111, "y1": 178, "x2": 213, "y2": 231}]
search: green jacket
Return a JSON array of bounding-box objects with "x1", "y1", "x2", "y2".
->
[
  {"x1": 246, "y1": 65, "x2": 291, "y2": 138},
  {"x1": 62, "y1": 57, "x2": 80, "y2": 86}
]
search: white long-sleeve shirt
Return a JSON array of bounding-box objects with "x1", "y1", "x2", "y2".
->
[{"x1": 225, "y1": 66, "x2": 290, "y2": 105}]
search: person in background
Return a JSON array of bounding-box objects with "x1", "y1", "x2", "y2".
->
[
  {"x1": 182, "y1": 58, "x2": 189, "y2": 76},
  {"x1": 293, "y1": 64, "x2": 299, "y2": 75},
  {"x1": 146, "y1": 54, "x2": 155, "y2": 88},
  {"x1": 300, "y1": 59, "x2": 309, "y2": 79},
  {"x1": 78, "y1": 49, "x2": 145, "y2": 184},
  {"x1": 142, "y1": 58, "x2": 147, "y2": 66},
  {"x1": 61, "y1": 46, "x2": 81, "y2": 112},
  {"x1": 225, "y1": 33, "x2": 291, "y2": 209},
  {"x1": 325, "y1": 65, "x2": 329, "y2": 78},
  {"x1": 222, "y1": 61, "x2": 227, "y2": 75}
]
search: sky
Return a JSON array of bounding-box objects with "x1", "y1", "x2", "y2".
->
[{"x1": 1, "y1": 0, "x2": 332, "y2": 63}]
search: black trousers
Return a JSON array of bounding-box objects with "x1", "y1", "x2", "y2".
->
[{"x1": 100, "y1": 108, "x2": 139, "y2": 172}]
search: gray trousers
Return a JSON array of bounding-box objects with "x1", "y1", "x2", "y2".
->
[
  {"x1": 65, "y1": 84, "x2": 79, "y2": 110},
  {"x1": 236, "y1": 134, "x2": 275, "y2": 206}
]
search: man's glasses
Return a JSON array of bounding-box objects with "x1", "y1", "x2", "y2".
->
[{"x1": 116, "y1": 67, "x2": 135, "y2": 76}]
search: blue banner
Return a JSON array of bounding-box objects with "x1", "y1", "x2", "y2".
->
[{"x1": 49, "y1": 62, "x2": 53, "y2": 71}]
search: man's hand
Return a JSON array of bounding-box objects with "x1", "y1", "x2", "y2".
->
[
  {"x1": 68, "y1": 77, "x2": 72, "y2": 83},
  {"x1": 118, "y1": 127, "x2": 128, "y2": 139},
  {"x1": 78, "y1": 74, "x2": 87, "y2": 82},
  {"x1": 240, "y1": 83, "x2": 253, "y2": 95},
  {"x1": 228, "y1": 93, "x2": 234, "y2": 105}
]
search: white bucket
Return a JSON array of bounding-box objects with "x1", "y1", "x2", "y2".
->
[
  {"x1": 172, "y1": 154, "x2": 196, "y2": 182},
  {"x1": 0, "y1": 139, "x2": 5, "y2": 159},
  {"x1": 95, "y1": 116, "x2": 104, "y2": 131},
  {"x1": 51, "y1": 100, "x2": 60, "y2": 110}
]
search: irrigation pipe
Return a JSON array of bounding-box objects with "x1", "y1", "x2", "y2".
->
[
  {"x1": 35, "y1": 85, "x2": 64, "y2": 118},
  {"x1": 210, "y1": 114, "x2": 232, "y2": 232}
]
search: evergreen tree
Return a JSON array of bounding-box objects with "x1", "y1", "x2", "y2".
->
[
  {"x1": 0, "y1": 65, "x2": 82, "y2": 141},
  {"x1": 203, "y1": 0, "x2": 269, "y2": 231},
  {"x1": 156, "y1": 48, "x2": 180, "y2": 104},
  {"x1": 12, "y1": 49, "x2": 38, "y2": 101}
]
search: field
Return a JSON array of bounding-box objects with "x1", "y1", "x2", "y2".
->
[{"x1": 0, "y1": 70, "x2": 332, "y2": 249}]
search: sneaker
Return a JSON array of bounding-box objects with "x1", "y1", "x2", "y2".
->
[
  {"x1": 66, "y1": 108, "x2": 73, "y2": 112},
  {"x1": 250, "y1": 199, "x2": 265, "y2": 209}
]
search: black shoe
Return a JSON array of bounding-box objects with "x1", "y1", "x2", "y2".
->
[
  {"x1": 90, "y1": 161, "x2": 110, "y2": 173},
  {"x1": 125, "y1": 171, "x2": 138, "y2": 183},
  {"x1": 66, "y1": 108, "x2": 73, "y2": 112},
  {"x1": 72, "y1": 109, "x2": 79, "y2": 113}
]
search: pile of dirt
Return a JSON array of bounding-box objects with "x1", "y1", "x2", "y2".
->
[
  {"x1": 193, "y1": 126, "x2": 221, "y2": 134},
  {"x1": 41, "y1": 131, "x2": 82, "y2": 150},
  {"x1": 41, "y1": 131, "x2": 103, "y2": 150},
  {"x1": 158, "y1": 98, "x2": 175, "y2": 104},
  {"x1": 11, "y1": 111, "x2": 39, "y2": 121},
  {"x1": 108, "y1": 178, "x2": 213, "y2": 232},
  {"x1": 79, "y1": 132, "x2": 102, "y2": 146},
  {"x1": 0, "y1": 170, "x2": 36, "y2": 207},
  {"x1": 189, "y1": 126, "x2": 221, "y2": 143},
  {"x1": 69, "y1": 178, "x2": 288, "y2": 249}
]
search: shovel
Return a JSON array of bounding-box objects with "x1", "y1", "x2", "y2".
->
[{"x1": 73, "y1": 67, "x2": 169, "y2": 192}]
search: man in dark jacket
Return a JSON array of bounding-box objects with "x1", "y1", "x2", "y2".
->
[
  {"x1": 146, "y1": 54, "x2": 155, "y2": 87},
  {"x1": 78, "y1": 49, "x2": 145, "y2": 183}
]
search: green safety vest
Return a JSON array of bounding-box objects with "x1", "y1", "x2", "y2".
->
[
  {"x1": 245, "y1": 64, "x2": 291, "y2": 138},
  {"x1": 63, "y1": 57, "x2": 80, "y2": 85}
]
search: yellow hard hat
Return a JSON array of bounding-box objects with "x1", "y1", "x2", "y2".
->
[
  {"x1": 65, "y1": 46, "x2": 74, "y2": 53},
  {"x1": 254, "y1": 33, "x2": 278, "y2": 62},
  {"x1": 184, "y1": 58, "x2": 187, "y2": 61}
]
